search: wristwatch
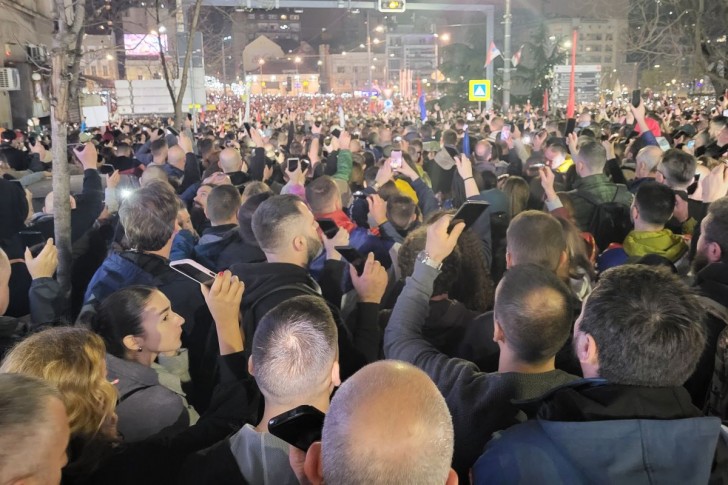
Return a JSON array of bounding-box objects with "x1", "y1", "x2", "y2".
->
[{"x1": 416, "y1": 250, "x2": 443, "y2": 271}]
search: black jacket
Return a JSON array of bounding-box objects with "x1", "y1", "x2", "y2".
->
[
  {"x1": 28, "y1": 169, "x2": 105, "y2": 244},
  {"x1": 687, "y1": 261, "x2": 728, "y2": 409},
  {"x1": 0, "y1": 143, "x2": 31, "y2": 170},
  {"x1": 230, "y1": 260, "x2": 380, "y2": 380}
]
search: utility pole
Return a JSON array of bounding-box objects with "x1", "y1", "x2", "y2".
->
[
  {"x1": 502, "y1": 0, "x2": 512, "y2": 111},
  {"x1": 367, "y1": 9, "x2": 372, "y2": 95}
]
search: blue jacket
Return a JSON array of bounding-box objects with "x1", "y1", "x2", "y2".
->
[{"x1": 473, "y1": 382, "x2": 728, "y2": 485}]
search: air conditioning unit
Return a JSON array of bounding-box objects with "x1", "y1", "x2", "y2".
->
[
  {"x1": 0, "y1": 68, "x2": 20, "y2": 91},
  {"x1": 27, "y1": 44, "x2": 49, "y2": 64}
]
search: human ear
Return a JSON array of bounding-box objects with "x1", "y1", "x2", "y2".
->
[
  {"x1": 493, "y1": 320, "x2": 505, "y2": 344},
  {"x1": 248, "y1": 356, "x2": 255, "y2": 377},
  {"x1": 304, "y1": 441, "x2": 324, "y2": 485},
  {"x1": 122, "y1": 335, "x2": 141, "y2": 352}
]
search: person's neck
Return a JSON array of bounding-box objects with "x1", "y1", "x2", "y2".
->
[
  {"x1": 211, "y1": 219, "x2": 237, "y2": 228},
  {"x1": 264, "y1": 252, "x2": 307, "y2": 269},
  {"x1": 256, "y1": 394, "x2": 330, "y2": 433},
  {"x1": 128, "y1": 349, "x2": 158, "y2": 367},
  {"x1": 152, "y1": 157, "x2": 165, "y2": 165},
  {"x1": 498, "y1": 349, "x2": 556, "y2": 374},
  {"x1": 142, "y1": 238, "x2": 173, "y2": 260},
  {"x1": 633, "y1": 221, "x2": 665, "y2": 233}
]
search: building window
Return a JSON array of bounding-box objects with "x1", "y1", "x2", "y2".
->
[
  {"x1": 91, "y1": 66, "x2": 97, "y2": 76},
  {"x1": 102, "y1": 65, "x2": 109, "y2": 77},
  {"x1": 337, "y1": 66, "x2": 346, "y2": 73}
]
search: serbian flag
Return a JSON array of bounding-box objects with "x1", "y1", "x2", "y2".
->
[
  {"x1": 462, "y1": 126, "x2": 470, "y2": 157},
  {"x1": 543, "y1": 89, "x2": 549, "y2": 113},
  {"x1": 512, "y1": 45, "x2": 524, "y2": 67},
  {"x1": 485, "y1": 41, "x2": 502, "y2": 67}
]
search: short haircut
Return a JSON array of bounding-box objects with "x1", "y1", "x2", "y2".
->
[
  {"x1": 252, "y1": 296, "x2": 338, "y2": 401},
  {"x1": 494, "y1": 264, "x2": 573, "y2": 363},
  {"x1": 305, "y1": 175, "x2": 339, "y2": 214},
  {"x1": 206, "y1": 184, "x2": 241, "y2": 224},
  {"x1": 150, "y1": 138, "x2": 168, "y2": 157},
  {"x1": 140, "y1": 165, "x2": 169, "y2": 186},
  {"x1": 251, "y1": 194, "x2": 305, "y2": 252},
  {"x1": 703, "y1": 196, "x2": 728, "y2": 264},
  {"x1": 115, "y1": 142, "x2": 131, "y2": 157},
  {"x1": 387, "y1": 195, "x2": 417, "y2": 231},
  {"x1": 507, "y1": 211, "x2": 566, "y2": 272},
  {"x1": 198, "y1": 138, "x2": 214, "y2": 158},
  {"x1": 634, "y1": 181, "x2": 675, "y2": 226},
  {"x1": 120, "y1": 180, "x2": 178, "y2": 251},
  {"x1": 0, "y1": 374, "x2": 63, "y2": 483},
  {"x1": 579, "y1": 265, "x2": 706, "y2": 386},
  {"x1": 238, "y1": 191, "x2": 273, "y2": 245},
  {"x1": 442, "y1": 129, "x2": 458, "y2": 147},
  {"x1": 322, "y1": 361, "x2": 454, "y2": 485},
  {"x1": 577, "y1": 140, "x2": 607, "y2": 172},
  {"x1": 659, "y1": 149, "x2": 697, "y2": 189},
  {"x1": 242, "y1": 181, "x2": 272, "y2": 201}
]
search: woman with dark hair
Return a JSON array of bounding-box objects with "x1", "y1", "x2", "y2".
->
[
  {"x1": 0, "y1": 177, "x2": 33, "y2": 317},
  {"x1": 90, "y1": 286, "x2": 198, "y2": 442}
]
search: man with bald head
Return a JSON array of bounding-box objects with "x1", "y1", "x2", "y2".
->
[
  {"x1": 293, "y1": 360, "x2": 457, "y2": 485},
  {"x1": 156, "y1": 131, "x2": 200, "y2": 194},
  {"x1": 630, "y1": 145, "x2": 663, "y2": 193},
  {"x1": 27, "y1": 141, "x2": 104, "y2": 243},
  {"x1": 218, "y1": 147, "x2": 251, "y2": 188},
  {"x1": 384, "y1": 215, "x2": 579, "y2": 481}
]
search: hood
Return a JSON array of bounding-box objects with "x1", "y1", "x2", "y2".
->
[
  {"x1": 622, "y1": 229, "x2": 687, "y2": 262},
  {"x1": 695, "y1": 261, "x2": 728, "y2": 308},
  {"x1": 231, "y1": 262, "x2": 315, "y2": 309},
  {"x1": 523, "y1": 382, "x2": 720, "y2": 484}
]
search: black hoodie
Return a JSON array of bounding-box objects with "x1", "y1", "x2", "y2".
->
[{"x1": 230, "y1": 260, "x2": 380, "y2": 380}]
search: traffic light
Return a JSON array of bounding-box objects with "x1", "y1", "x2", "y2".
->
[{"x1": 378, "y1": 0, "x2": 406, "y2": 13}]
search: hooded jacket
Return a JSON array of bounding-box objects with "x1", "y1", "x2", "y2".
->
[
  {"x1": 622, "y1": 228, "x2": 688, "y2": 262},
  {"x1": 473, "y1": 381, "x2": 728, "y2": 485}
]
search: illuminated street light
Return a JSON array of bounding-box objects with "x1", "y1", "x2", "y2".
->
[
  {"x1": 372, "y1": 38, "x2": 381, "y2": 45},
  {"x1": 158, "y1": 25, "x2": 167, "y2": 33},
  {"x1": 374, "y1": 25, "x2": 385, "y2": 33},
  {"x1": 440, "y1": 33, "x2": 451, "y2": 42},
  {"x1": 294, "y1": 56, "x2": 302, "y2": 64}
]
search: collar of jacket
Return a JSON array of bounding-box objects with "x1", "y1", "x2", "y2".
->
[
  {"x1": 622, "y1": 229, "x2": 688, "y2": 261},
  {"x1": 695, "y1": 261, "x2": 728, "y2": 306},
  {"x1": 573, "y1": 173, "x2": 609, "y2": 189},
  {"x1": 513, "y1": 379, "x2": 702, "y2": 422},
  {"x1": 317, "y1": 210, "x2": 358, "y2": 233},
  {"x1": 554, "y1": 157, "x2": 574, "y2": 174}
]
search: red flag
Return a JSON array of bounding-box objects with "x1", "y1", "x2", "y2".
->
[
  {"x1": 566, "y1": 29, "x2": 578, "y2": 118},
  {"x1": 485, "y1": 41, "x2": 502, "y2": 67},
  {"x1": 511, "y1": 45, "x2": 523, "y2": 67},
  {"x1": 417, "y1": 78, "x2": 422, "y2": 98},
  {"x1": 543, "y1": 89, "x2": 549, "y2": 113}
]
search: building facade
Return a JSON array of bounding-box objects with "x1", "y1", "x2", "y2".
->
[
  {"x1": 325, "y1": 52, "x2": 386, "y2": 94},
  {"x1": 385, "y1": 32, "x2": 437, "y2": 87}
]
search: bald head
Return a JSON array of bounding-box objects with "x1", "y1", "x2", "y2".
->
[
  {"x1": 635, "y1": 145, "x2": 662, "y2": 178},
  {"x1": 320, "y1": 361, "x2": 455, "y2": 485},
  {"x1": 167, "y1": 145, "x2": 186, "y2": 171},
  {"x1": 140, "y1": 165, "x2": 169, "y2": 187},
  {"x1": 219, "y1": 148, "x2": 243, "y2": 173},
  {"x1": 43, "y1": 192, "x2": 76, "y2": 214}
]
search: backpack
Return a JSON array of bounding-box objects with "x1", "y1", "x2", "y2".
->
[
  {"x1": 703, "y1": 297, "x2": 728, "y2": 421},
  {"x1": 577, "y1": 188, "x2": 632, "y2": 252}
]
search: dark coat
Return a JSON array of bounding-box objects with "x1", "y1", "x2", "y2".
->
[{"x1": 473, "y1": 381, "x2": 728, "y2": 485}]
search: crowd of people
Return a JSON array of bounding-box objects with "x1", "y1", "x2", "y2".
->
[{"x1": 1, "y1": 90, "x2": 728, "y2": 484}]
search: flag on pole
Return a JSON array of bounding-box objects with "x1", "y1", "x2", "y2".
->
[
  {"x1": 485, "y1": 41, "x2": 502, "y2": 67},
  {"x1": 419, "y1": 93, "x2": 427, "y2": 122},
  {"x1": 462, "y1": 126, "x2": 470, "y2": 157},
  {"x1": 543, "y1": 89, "x2": 549, "y2": 113},
  {"x1": 511, "y1": 45, "x2": 524, "y2": 67},
  {"x1": 244, "y1": 82, "x2": 251, "y2": 122}
]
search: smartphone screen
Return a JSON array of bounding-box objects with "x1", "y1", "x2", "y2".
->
[
  {"x1": 500, "y1": 125, "x2": 511, "y2": 141},
  {"x1": 317, "y1": 218, "x2": 340, "y2": 239},
  {"x1": 687, "y1": 140, "x2": 696, "y2": 149},
  {"x1": 631, "y1": 89, "x2": 641, "y2": 108},
  {"x1": 287, "y1": 157, "x2": 300, "y2": 172},
  {"x1": 167, "y1": 126, "x2": 179, "y2": 137},
  {"x1": 335, "y1": 246, "x2": 367, "y2": 276},
  {"x1": 390, "y1": 150, "x2": 403, "y2": 169},
  {"x1": 448, "y1": 201, "x2": 490, "y2": 234},
  {"x1": 169, "y1": 260, "x2": 216, "y2": 286},
  {"x1": 268, "y1": 405, "x2": 326, "y2": 451},
  {"x1": 19, "y1": 231, "x2": 44, "y2": 249}
]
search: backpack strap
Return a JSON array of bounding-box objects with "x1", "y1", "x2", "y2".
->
[{"x1": 118, "y1": 385, "x2": 154, "y2": 404}]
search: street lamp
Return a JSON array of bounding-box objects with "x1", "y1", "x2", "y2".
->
[
  {"x1": 294, "y1": 56, "x2": 302, "y2": 95},
  {"x1": 258, "y1": 58, "x2": 265, "y2": 76}
]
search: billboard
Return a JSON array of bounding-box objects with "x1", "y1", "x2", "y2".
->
[{"x1": 124, "y1": 34, "x2": 168, "y2": 57}]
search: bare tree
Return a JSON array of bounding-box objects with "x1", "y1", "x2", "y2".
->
[
  {"x1": 155, "y1": 0, "x2": 204, "y2": 128},
  {"x1": 50, "y1": 0, "x2": 87, "y2": 301}
]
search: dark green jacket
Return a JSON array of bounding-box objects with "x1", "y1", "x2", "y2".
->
[{"x1": 568, "y1": 174, "x2": 633, "y2": 232}]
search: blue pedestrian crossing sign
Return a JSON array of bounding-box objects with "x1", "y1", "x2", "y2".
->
[{"x1": 469, "y1": 80, "x2": 491, "y2": 102}]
